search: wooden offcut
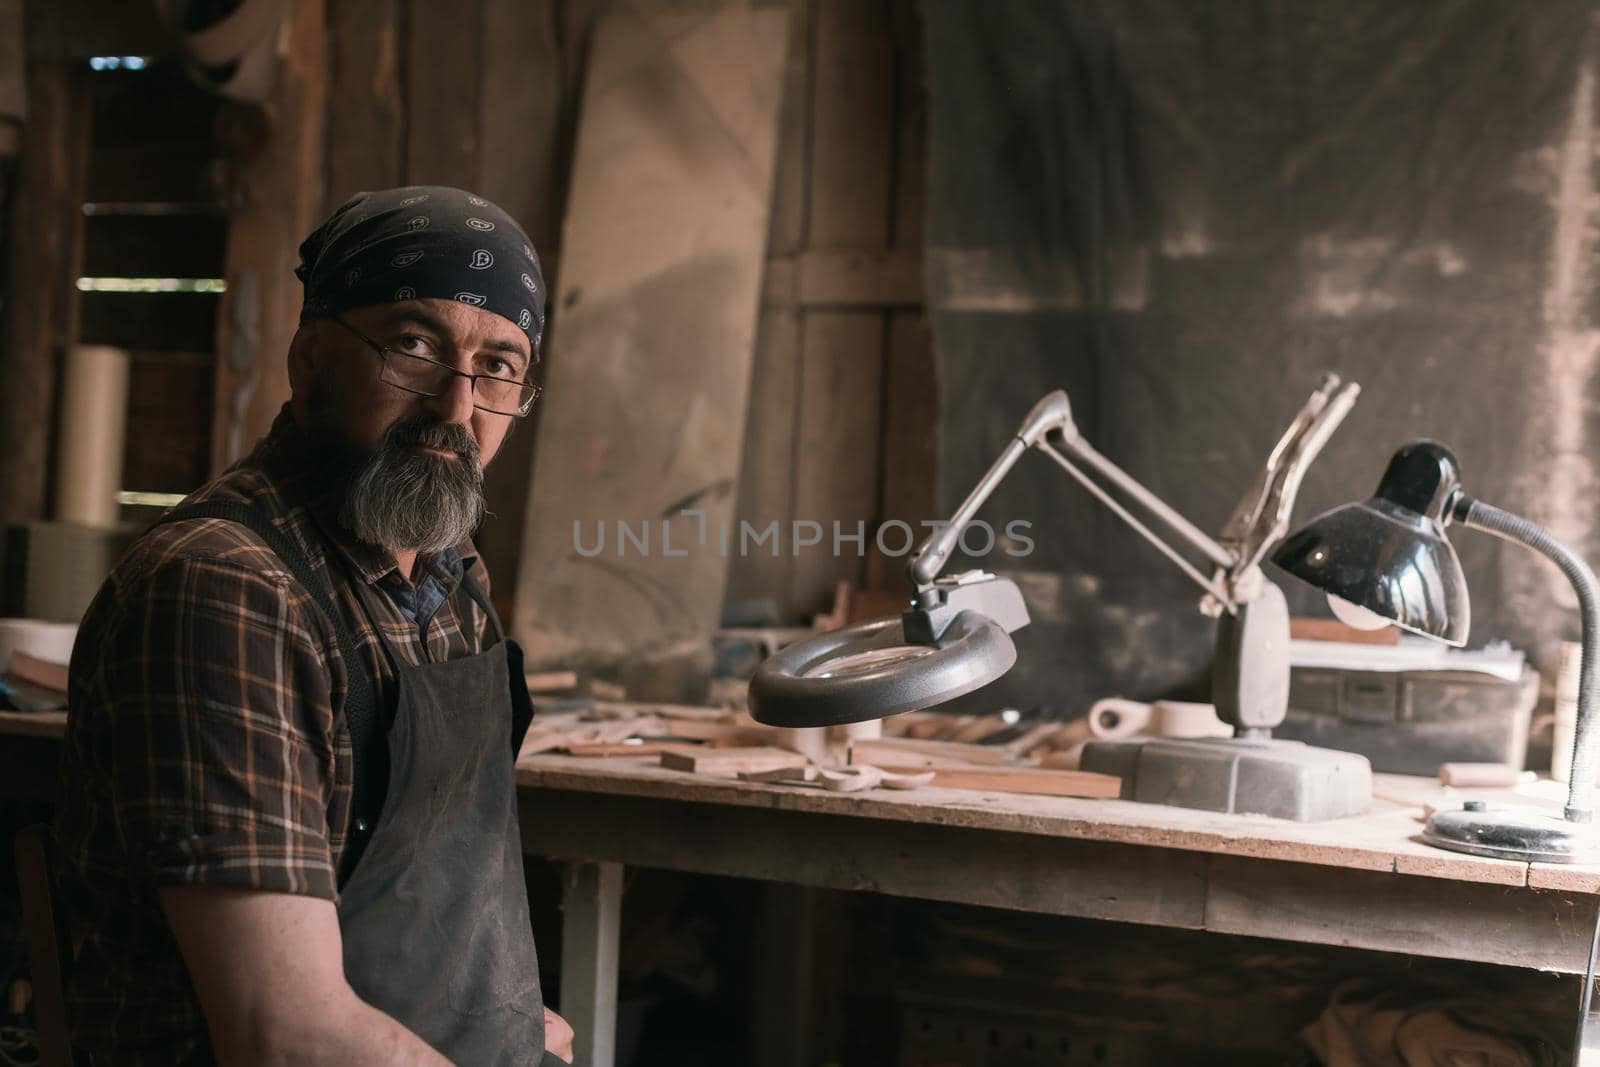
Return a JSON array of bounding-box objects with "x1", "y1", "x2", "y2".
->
[
  {"x1": 1438, "y1": 762, "x2": 1524, "y2": 788},
  {"x1": 660, "y1": 746, "x2": 809, "y2": 777},
  {"x1": 851, "y1": 737, "x2": 1011, "y2": 767},
  {"x1": 513, "y1": 7, "x2": 789, "y2": 673},
  {"x1": 871, "y1": 764, "x2": 1123, "y2": 799},
  {"x1": 565, "y1": 741, "x2": 694, "y2": 759}
]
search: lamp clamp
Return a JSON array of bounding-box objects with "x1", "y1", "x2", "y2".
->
[{"x1": 905, "y1": 570, "x2": 1031, "y2": 644}]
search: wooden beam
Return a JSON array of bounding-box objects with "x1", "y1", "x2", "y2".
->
[
  {"x1": 22, "y1": 0, "x2": 173, "y2": 64},
  {"x1": 404, "y1": 0, "x2": 482, "y2": 188},
  {"x1": 723, "y1": 301, "x2": 801, "y2": 622},
  {"x1": 723, "y1": 0, "x2": 812, "y2": 625},
  {"x1": 807, "y1": 0, "x2": 892, "y2": 249},
  {"x1": 764, "y1": 0, "x2": 811, "y2": 258},
  {"x1": 791, "y1": 248, "x2": 922, "y2": 307},
  {"x1": 325, "y1": 0, "x2": 403, "y2": 199},
  {"x1": 0, "y1": 0, "x2": 23, "y2": 127},
  {"x1": 865, "y1": 311, "x2": 935, "y2": 588},
  {"x1": 209, "y1": 0, "x2": 327, "y2": 472},
  {"x1": 474, "y1": 0, "x2": 563, "y2": 622},
  {"x1": 559, "y1": 860, "x2": 623, "y2": 1067},
  {"x1": 0, "y1": 42, "x2": 88, "y2": 525},
  {"x1": 888, "y1": 0, "x2": 925, "y2": 253},
  {"x1": 789, "y1": 311, "x2": 884, "y2": 615},
  {"x1": 782, "y1": 0, "x2": 897, "y2": 618},
  {"x1": 478, "y1": 0, "x2": 563, "y2": 250},
  {"x1": 749, "y1": 883, "x2": 819, "y2": 1067}
]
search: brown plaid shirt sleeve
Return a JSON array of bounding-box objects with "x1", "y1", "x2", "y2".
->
[{"x1": 100, "y1": 553, "x2": 343, "y2": 899}]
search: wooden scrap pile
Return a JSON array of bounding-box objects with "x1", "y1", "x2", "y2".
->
[{"x1": 520, "y1": 702, "x2": 1119, "y2": 800}]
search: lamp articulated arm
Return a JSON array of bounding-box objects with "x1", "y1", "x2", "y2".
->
[
  {"x1": 905, "y1": 390, "x2": 1241, "y2": 608},
  {"x1": 906, "y1": 376, "x2": 1359, "y2": 617},
  {"x1": 906, "y1": 392, "x2": 1073, "y2": 588},
  {"x1": 754, "y1": 378, "x2": 1357, "y2": 732}
]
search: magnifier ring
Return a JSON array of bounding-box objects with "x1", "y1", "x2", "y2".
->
[{"x1": 748, "y1": 610, "x2": 1017, "y2": 728}]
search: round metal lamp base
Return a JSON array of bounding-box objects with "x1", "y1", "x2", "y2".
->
[{"x1": 1422, "y1": 804, "x2": 1599, "y2": 864}]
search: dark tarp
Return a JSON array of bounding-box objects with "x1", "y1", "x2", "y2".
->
[{"x1": 925, "y1": 0, "x2": 1600, "y2": 715}]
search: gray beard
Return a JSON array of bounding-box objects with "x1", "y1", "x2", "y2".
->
[{"x1": 335, "y1": 416, "x2": 486, "y2": 555}]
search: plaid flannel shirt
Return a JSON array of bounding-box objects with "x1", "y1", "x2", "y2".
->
[{"x1": 52, "y1": 405, "x2": 492, "y2": 1064}]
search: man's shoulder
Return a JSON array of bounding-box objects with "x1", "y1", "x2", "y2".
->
[{"x1": 111, "y1": 464, "x2": 310, "y2": 595}]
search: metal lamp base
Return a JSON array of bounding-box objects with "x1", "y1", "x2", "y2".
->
[{"x1": 1423, "y1": 804, "x2": 1600, "y2": 864}]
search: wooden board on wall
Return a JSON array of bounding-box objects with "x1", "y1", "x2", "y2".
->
[
  {"x1": 865, "y1": 310, "x2": 935, "y2": 590},
  {"x1": 209, "y1": 0, "x2": 327, "y2": 473},
  {"x1": 405, "y1": 0, "x2": 482, "y2": 189},
  {"x1": 724, "y1": 301, "x2": 802, "y2": 622},
  {"x1": 764, "y1": 0, "x2": 812, "y2": 260},
  {"x1": 513, "y1": 6, "x2": 790, "y2": 671},
  {"x1": 807, "y1": 0, "x2": 892, "y2": 249},
  {"x1": 474, "y1": 0, "x2": 566, "y2": 621},
  {"x1": 125, "y1": 353, "x2": 216, "y2": 493},
  {"x1": 720, "y1": 0, "x2": 935, "y2": 626},
  {"x1": 889, "y1": 0, "x2": 925, "y2": 253},
  {"x1": 80, "y1": 292, "x2": 220, "y2": 353},
  {"x1": 0, "y1": 52, "x2": 89, "y2": 525},
  {"x1": 80, "y1": 212, "x2": 227, "y2": 278},
  {"x1": 325, "y1": 0, "x2": 403, "y2": 199},
  {"x1": 724, "y1": 0, "x2": 812, "y2": 623},
  {"x1": 784, "y1": 0, "x2": 894, "y2": 615},
  {"x1": 789, "y1": 311, "x2": 885, "y2": 615}
]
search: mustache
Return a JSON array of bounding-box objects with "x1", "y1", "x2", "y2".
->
[{"x1": 380, "y1": 416, "x2": 480, "y2": 465}]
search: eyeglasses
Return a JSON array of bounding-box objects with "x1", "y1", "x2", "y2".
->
[{"x1": 328, "y1": 316, "x2": 541, "y2": 417}]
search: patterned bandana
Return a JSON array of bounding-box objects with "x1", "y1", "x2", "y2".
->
[{"x1": 295, "y1": 185, "x2": 547, "y2": 360}]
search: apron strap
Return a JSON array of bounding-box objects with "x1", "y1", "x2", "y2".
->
[
  {"x1": 456, "y1": 572, "x2": 533, "y2": 756},
  {"x1": 152, "y1": 501, "x2": 381, "y2": 887},
  {"x1": 456, "y1": 570, "x2": 504, "y2": 644}
]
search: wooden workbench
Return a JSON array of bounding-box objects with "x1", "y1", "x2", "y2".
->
[
  {"x1": 6, "y1": 709, "x2": 1598, "y2": 1065},
  {"x1": 515, "y1": 751, "x2": 1600, "y2": 1063}
]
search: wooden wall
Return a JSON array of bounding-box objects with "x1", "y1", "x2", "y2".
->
[
  {"x1": 0, "y1": 0, "x2": 932, "y2": 629},
  {"x1": 724, "y1": 0, "x2": 934, "y2": 625},
  {"x1": 316, "y1": 0, "x2": 933, "y2": 625},
  {"x1": 215, "y1": 0, "x2": 610, "y2": 617}
]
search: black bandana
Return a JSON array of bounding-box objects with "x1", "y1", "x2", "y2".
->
[{"x1": 295, "y1": 185, "x2": 547, "y2": 360}]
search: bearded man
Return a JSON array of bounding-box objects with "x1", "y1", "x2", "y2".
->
[{"x1": 54, "y1": 186, "x2": 573, "y2": 1066}]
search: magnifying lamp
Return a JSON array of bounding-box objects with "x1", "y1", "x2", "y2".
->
[
  {"x1": 750, "y1": 376, "x2": 1375, "y2": 820},
  {"x1": 1273, "y1": 441, "x2": 1600, "y2": 862}
]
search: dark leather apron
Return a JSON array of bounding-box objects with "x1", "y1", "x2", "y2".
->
[{"x1": 159, "y1": 503, "x2": 544, "y2": 1065}]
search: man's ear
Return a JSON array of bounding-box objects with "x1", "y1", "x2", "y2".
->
[{"x1": 287, "y1": 322, "x2": 322, "y2": 396}]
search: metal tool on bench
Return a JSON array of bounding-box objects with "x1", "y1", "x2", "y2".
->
[{"x1": 750, "y1": 374, "x2": 1373, "y2": 820}]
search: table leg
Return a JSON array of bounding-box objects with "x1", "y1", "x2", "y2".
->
[{"x1": 560, "y1": 861, "x2": 623, "y2": 1067}]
